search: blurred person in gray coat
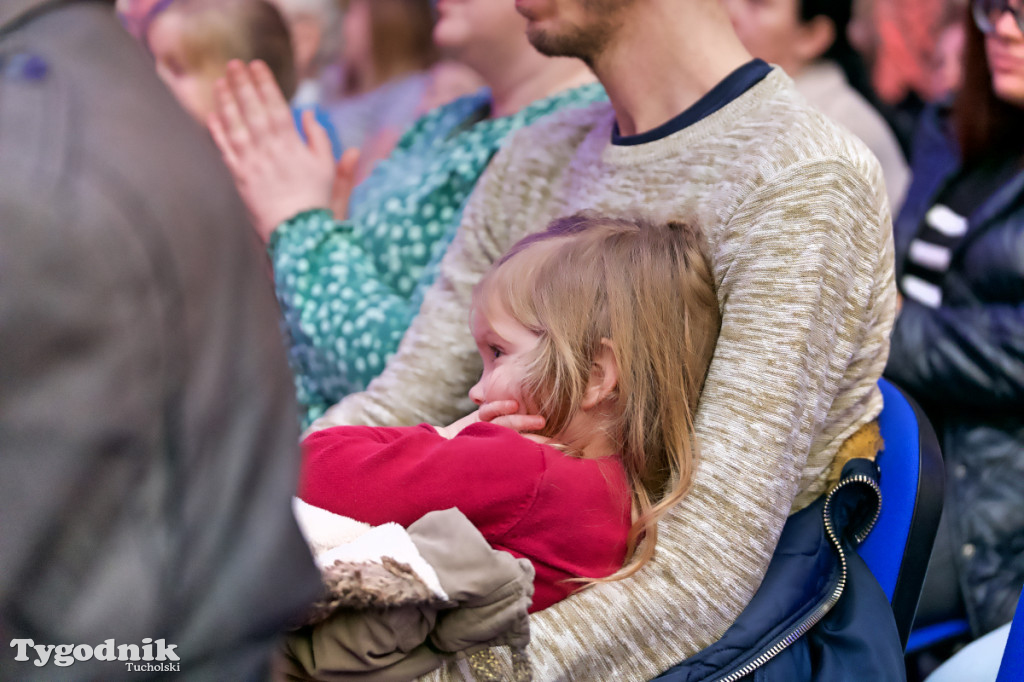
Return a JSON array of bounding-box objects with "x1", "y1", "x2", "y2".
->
[{"x1": 0, "y1": 1, "x2": 320, "y2": 679}]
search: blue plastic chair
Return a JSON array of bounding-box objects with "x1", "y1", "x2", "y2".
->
[
  {"x1": 649, "y1": 379, "x2": 944, "y2": 680},
  {"x1": 906, "y1": 619, "x2": 972, "y2": 653},
  {"x1": 858, "y1": 378, "x2": 945, "y2": 650},
  {"x1": 996, "y1": 589, "x2": 1024, "y2": 682}
]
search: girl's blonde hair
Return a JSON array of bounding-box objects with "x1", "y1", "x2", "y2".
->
[{"x1": 475, "y1": 213, "x2": 721, "y2": 581}]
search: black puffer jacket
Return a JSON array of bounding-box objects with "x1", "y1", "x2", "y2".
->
[{"x1": 884, "y1": 105, "x2": 1024, "y2": 636}]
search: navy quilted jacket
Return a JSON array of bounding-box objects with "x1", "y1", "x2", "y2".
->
[{"x1": 654, "y1": 459, "x2": 905, "y2": 682}]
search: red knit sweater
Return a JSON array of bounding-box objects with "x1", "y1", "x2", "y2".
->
[{"x1": 299, "y1": 422, "x2": 632, "y2": 611}]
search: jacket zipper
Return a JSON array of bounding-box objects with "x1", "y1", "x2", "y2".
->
[{"x1": 711, "y1": 474, "x2": 882, "y2": 682}]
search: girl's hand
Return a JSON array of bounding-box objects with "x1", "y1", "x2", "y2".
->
[
  {"x1": 208, "y1": 59, "x2": 335, "y2": 242},
  {"x1": 433, "y1": 401, "x2": 546, "y2": 439},
  {"x1": 478, "y1": 400, "x2": 546, "y2": 434}
]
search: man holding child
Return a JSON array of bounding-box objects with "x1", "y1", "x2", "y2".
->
[{"x1": 219, "y1": 0, "x2": 896, "y2": 677}]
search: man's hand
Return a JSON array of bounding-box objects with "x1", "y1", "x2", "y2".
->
[{"x1": 208, "y1": 60, "x2": 335, "y2": 242}]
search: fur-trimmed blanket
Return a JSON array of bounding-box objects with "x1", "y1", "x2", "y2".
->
[{"x1": 277, "y1": 500, "x2": 535, "y2": 682}]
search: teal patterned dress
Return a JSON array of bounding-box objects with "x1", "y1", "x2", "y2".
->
[{"x1": 269, "y1": 83, "x2": 606, "y2": 426}]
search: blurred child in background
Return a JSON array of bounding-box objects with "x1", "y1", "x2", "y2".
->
[
  {"x1": 148, "y1": 0, "x2": 295, "y2": 122},
  {"x1": 145, "y1": 0, "x2": 341, "y2": 155}
]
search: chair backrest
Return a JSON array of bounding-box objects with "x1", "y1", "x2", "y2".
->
[
  {"x1": 996, "y1": 589, "x2": 1024, "y2": 682},
  {"x1": 858, "y1": 378, "x2": 945, "y2": 649}
]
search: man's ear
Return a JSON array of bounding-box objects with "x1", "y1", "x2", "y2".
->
[
  {"x1": 795, "y1": 15, "x2": 836, "y2": 64},
  {"x1": 582, "y1": 339, "x2": 619, "y2": 410}
]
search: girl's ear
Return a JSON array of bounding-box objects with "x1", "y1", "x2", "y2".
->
[{"x1": 582, "y1": 339, "x2": 619, "y2": 410}]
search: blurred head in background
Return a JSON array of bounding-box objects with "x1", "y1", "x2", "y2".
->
[
  {"x1": 725, "y1": 0, "x2": 863, "y2": 84},
  {"x1": 146, "y1": 0, "x2": 296, "y2": 122},
  {"x1": 340, "y1": 0, "x2": 437, "y2": 96}
]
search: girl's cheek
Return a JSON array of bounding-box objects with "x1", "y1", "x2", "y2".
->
[{"x1": 514, "y1": 386, "x2": 540, "y2": 415}]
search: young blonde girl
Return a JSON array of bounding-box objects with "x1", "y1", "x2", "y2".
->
[{"x1": 299, "y1": 213, "x2": 721, "y2": 610}]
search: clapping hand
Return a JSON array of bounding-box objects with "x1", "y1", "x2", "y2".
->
[{"x1": 209, "y1": 60, "x2": 351, "y2": 241}]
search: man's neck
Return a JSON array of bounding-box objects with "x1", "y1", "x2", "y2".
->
[{"x1": 592, "y1": 1, "x2": 753, "y2": 137}]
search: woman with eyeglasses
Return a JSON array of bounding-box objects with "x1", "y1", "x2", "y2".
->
[{"x1": 883, "y1": 0, "x2": 1024, "y2": 653}]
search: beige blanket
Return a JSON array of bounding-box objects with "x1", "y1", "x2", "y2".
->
[{"x1": 277, "y1": 503, "x2": 535, "y2": 681}]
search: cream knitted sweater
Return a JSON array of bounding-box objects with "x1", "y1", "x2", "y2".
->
[{"x1": 314, "y1": 68, "x2": 897, "y2": 680}]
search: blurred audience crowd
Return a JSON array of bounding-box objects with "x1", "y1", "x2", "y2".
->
[{"x1": 2, "y1": 0, "x2": 1021, "y2": 680}]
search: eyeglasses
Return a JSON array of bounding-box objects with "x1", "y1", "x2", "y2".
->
[{"x1": 973, "y1": 0, "x2": 1024, "y2": 34}]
